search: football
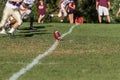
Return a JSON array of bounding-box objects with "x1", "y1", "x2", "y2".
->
[{"x1": 53, "y1": 30, "x2": 61, "y2": 40}]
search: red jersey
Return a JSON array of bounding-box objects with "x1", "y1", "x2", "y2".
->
[
  {"x1": 36, "y1": 1, "x2": 46, "y2": 15},
  {"x1": 68, "y1": 1, "x2": 75, "y2": 12},
  {"x1": 96, "y1": 0, "x2": 110, "y2": 8}
]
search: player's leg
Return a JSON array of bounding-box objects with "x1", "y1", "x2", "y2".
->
[
  {"x1": 29, "y1": 12, "x2": 34, "y2": 28},
  {"x1": 5, "y1": 16, "x2": 16, "y2": 29},
  {"x1": 38, "y1": 15, "x2": 44, "y2": 23},
  {"x1": 106, "y1": 15, "x2": 111, "y2": 23},
  {"x1": 0, "y1": 6, "x2": 11, "y2": 28},
  {"x1": 104, "y1": 7, "x2": 111, "y2": 23},
  {"x1": 29, "y1": 12, "x2": 36, "y2": 29},
  {"x1": 98, "y1": 16, "x2": 102, "y2": 23},
  {"x1": 38, "y1": 15, "x2": 41, "y2": 23},
  {"x1": 40, "y1": 15, "x2": 45, "y2": 23},
  {"x1": 8, "y1": 10, "x2": 22, "y2": 38},
  {"x1": 68, "y1": 13, "x2": 74, "y2": 24},
  {"x1": 49, "y1": 8, "x2": 62, "y2": 18},
  {"x1": 0, "y1": 6, "x2": 12, "y2": 34},
  {"x1": 61, "y1": 7, "x2": 67, "y2": 22},
  {"x1": 116, "y1": 9, "x2": 120, "y2": 17},
  {"x1": 98, "y1": 6, "x2": 103, "y2": 23},
  {"x1": 0, "y1": 18, "x2": 11, "y2": 34},
  {"x1": 50, "y1": 13, "x2": 59, "y2": 17}
]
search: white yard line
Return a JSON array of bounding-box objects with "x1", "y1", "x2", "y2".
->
[{"x1": 9, "y1": 24, "x2": 78, "y2": 80}]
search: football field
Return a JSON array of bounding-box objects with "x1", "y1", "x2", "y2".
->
[{"x1": 1, "y1": 22, "x2": 120, "y2": 80}]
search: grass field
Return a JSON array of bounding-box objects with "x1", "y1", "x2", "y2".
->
[{"x1": 1, "y1": 22, "x2": 120, "y2": 80}]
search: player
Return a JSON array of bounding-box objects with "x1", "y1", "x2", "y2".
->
[
  {"x1": 96, "y1": 0, "x2": 111, "y2": 23},
  {"x1": 0, "y1": 0, "x2": 35, "y2": 34},
  {"x1": 115, "y1": 4, "x2": 120, "y2": 17},
  {"x1": 0, "y1": 0, "x2": 23, "y2": 38},
  {"x1": 68, "y1": 0, "x2": 76, "y2": 24},
  {"x1": 49, "y1": 0, "x2": 70, "y2": 22},
  {"x1": 36, "y1": 0, "x2": 46, "y2": 23}
]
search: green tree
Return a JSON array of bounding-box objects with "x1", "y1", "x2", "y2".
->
[
  {"x1": 75, "y1": 0, "x2": 97, "y2": 23},
  {"x1": 110, "y1": 0, "x2": 120, "y2": 22},
  {"x1": 74, "y1": 0, "x2": 120, "y2": 23},
  {"x1": 0, "y1": 0, "x2": 120, "y2": 23},
  {"x1": 0, "y1": 0, "x2": 7, "y2": 19}
]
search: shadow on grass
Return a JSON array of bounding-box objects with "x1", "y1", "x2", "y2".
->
[
  {"x1": 15, "y1": 26, "x2": 52, "y2": 37},
  {"x1": 19, "y1": 26, "x2": 45, "y2": 30},
  {"x1": 0, "y1": 25, "x2": 53, "y2": 38},
  {"x1": 18, "y1": 33, "x2": 52, "y2": 38}
]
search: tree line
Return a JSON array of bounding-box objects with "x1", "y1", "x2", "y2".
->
[{"x1": 0, "y1": 0, "x2": 120, "y2": 23}]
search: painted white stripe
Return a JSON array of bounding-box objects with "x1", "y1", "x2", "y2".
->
[
  {"x1": 61, "y1": 24, "x2": 78, "y2": 39},
  {"x1": 4, "y1": 61, "x2": 59, "y2": 65},
  {"x1": 9, "y1": 24, "x2": 78, "y2": 80},
  {"x1": 5, "y1": 61, "x2": 81, "y2": 65}
]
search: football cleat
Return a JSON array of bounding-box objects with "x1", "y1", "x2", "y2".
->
[
  {"x1": 7, "y1": 33, "x2": 15, "y2": 38},
  {"x1": 0, "y1": 29, "x2": 6, "y2": 34}
]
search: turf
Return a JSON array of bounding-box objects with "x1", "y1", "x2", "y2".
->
[{"x1": 0, "y1": 23, "x2": 120, "y2": 80}]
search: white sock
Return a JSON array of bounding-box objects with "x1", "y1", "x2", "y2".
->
[
  {"x1": 60, "y1": 20, "x2": 63, "y2": 22},
  {"x1": 8, "y1": 27, "x2": 15, "y2": 33},
  {"x1": 2, "y1": 28, "x2": 5, "y2": 31},
  {"x1": 51, "y1": 14, "x2": 54, "y2": 17}
]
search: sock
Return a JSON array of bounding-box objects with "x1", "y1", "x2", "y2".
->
[
  {"x1": 2, "y1": 28, "x2": 5, "y2": 31},
  {"x1": 29, "y1": 12, "x2": 34, "y2": 28},
  {"x1": 60, "y1": 20, "x2": 63, "y2": 22},
  {"x1": 51, "y1": 14, "x2": 54, "y2": 17},
  {"x1": 8, "y1": 27, "x2": 15, "y2": 33}
]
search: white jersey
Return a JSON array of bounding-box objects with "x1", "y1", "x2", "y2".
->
[
  {"x1": 61, "y1": 0, "x2": 70, "y2": 7},
  {"x1": 23, "y1": 0, "x2": 35, "y2": 8},
  {"x1": 6, "y1": 1, "x2": 21, "y2": 9}
]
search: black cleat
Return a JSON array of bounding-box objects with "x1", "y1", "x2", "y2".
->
[
  {"x1": 48, "y1": 14, "x2": 52, "y2": 19},
  {"x1": 7, "y1": 33, "x2": 15, "y2": 38},
  {"x1": 47, "y1": 14, "x2": 52, "y2": 22},
  {"x1": 29, "y1": 27, "x2": 37, "y2": 30}
]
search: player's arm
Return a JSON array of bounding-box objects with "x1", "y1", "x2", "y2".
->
[
  {"x1": 58, "y1": 0, "x2": 64, "y2": 8},
  {"x1": 69, "y1": 3, "x2": 76, "y2": 10},
  {"x1": 18, "y1": 2, "x2": 29, "y2": 11},
  {"x1": 108, "y1": 1, "x2": 110, "y2": 10},
  {"x1": 96, "y1": 1, "x2": 99, "y2": 10},
  {"x1": 21, "y1": 2, "x2": 29, "y2": 9},
  {"x1": 66, "y1": 4, "x2": 68, "y2": 10},
  {"x1": 116, "y1": 9, "x2": 120, "y2": 17},
  {"x1": 9, "y1": 0, "x2": 22, "y2": 2}
]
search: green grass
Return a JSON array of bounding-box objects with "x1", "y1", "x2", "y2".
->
[{"x1": 1, "y1": 23, "x2": 120, "y2": 80}]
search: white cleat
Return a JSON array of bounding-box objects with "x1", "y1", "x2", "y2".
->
[
  {"x1": 0, "y1": 30, "x2": 6, "y2": 34},
  {"x1": 60, "y1": 20, "x2": 63, "y2": 23}
]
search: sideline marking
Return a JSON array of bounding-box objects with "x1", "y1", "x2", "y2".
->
[{"x1": 9, "y1": 24, "x2": 78, "y2": 80}]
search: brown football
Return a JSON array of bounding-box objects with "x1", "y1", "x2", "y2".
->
[{"x1": 53, "y1": 31, "x2": 61, "y2": 40}]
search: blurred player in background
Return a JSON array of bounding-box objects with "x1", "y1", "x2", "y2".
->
[
  {"x1": 36, "y1": 0, "x2": 46, "y2": 24},
  {"x1": 67, "y1": 0, "x2": 76, "y2": 24},
  {"x1": 96, "y1": 0, "x2": 111, "y2": 23},
  {"x1": 116, "y1": 4, "x2": 120, "y2": 17},
  {"x1": 49, "y1": 0, "x2": 70, "y2": 22},
  {"x1": 20, "y1": 0, "x2": 35, "y2": 29}
]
